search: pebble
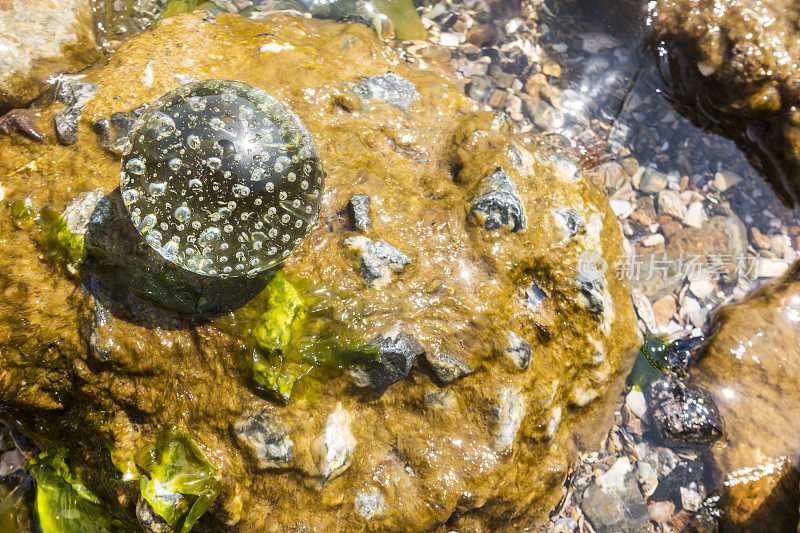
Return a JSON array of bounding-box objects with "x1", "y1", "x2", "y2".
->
[
  {"x1": 438, "y1": 32, "x2": 461, "y2": 47},
  {"x1": 637, "y1": 461, "x2": 658, "y2": 497},
  {"x1": 712, "y1": 170, "x2": 743, "y2": 191},
  {"x1": 750, "y1": 226, "x2": 772, "y2": 250},
  {"x1": 688, "y1": 279, "x2": 715, "y2": 300},
  {"x1": 756, "y1": 257, "x2": 789, "y2": 278},
  {"x1": 0, "y1": 449, "x2": 23, "y2": 476},
  {"x1": 683, "y1": 201, "x2": 706, "y2": 228},
  {"x1": 625, "y1": 390, "x2": 647, "y2": 420},
  {"x1": 609, "y1": 199, "x2": 633, "y2": 219},
  {"x1": 679, "y1": 486, "x2": 703, "y2": 512},
  {"x1": 641, "y1": 233, "x2": 665, "y2": 247},
  {"x1": 657, "y1": 189, "x2": 686, "y2": 220},
  {"x1": 652, "y1": 294, "x2": 677, "y2": 326},
  {"x1": 638, "y1": 168, "x2": 669, "y2": 194},
  {"x1": 579, "y1": 33, "x2": 621, "y2": 53},
  {"x1": 648, "y1": 501, "x2": 675, "y2": 523},
  {"x1": 621, "y1": 157, "x2": 639, "y2": 176},
  {"x1": 524, "y1": 97, "x2": 565, "y2": 130}
]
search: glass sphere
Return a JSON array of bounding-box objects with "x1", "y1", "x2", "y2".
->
[{"x1": 120, "y1": 80, "x2": 324, "y2": 278}]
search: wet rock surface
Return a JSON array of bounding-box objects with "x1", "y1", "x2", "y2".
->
[
  {"x1": 0, "y1": 11, "x2": 639, "y2": 532},
  {"x1": 693, "y1": 262, "x2": 800, "y2": 530},
  {"x1": 0, "y1": 0, "x2": 100, "y2": 110},
  {"x1": 650, "y1": 0, "x2": 800, "y2": 206}
]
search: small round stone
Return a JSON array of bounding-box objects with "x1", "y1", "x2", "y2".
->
[{"x1": 120, "y1": 80, "x2": 325, "y2": 277}]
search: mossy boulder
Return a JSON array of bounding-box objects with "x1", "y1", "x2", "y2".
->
[{"x1": 0, "y1": 12, "x2": 639, "y2": 531}]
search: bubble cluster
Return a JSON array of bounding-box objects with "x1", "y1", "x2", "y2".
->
[{"x1": 120, "y1": 80, "x2": 324, "y2": 277}]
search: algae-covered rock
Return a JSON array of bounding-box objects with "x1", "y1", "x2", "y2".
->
[
  {"x1": 0, "y1": 12, "x2": 638, "y2": 531},
  {"x1": 693, "y1": 261, "x2": 800, "y2": 531}
]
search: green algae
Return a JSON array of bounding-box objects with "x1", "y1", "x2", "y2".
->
[
  {"x1": 216, "y1": 272, "x2": 378, "y2": 402},
  {"x1": 158, "y1": 0, "x2": 221, "y2": 19},
  {"x1": 626, "y1": 334, "x2": 669, "y2": 392},
  {"x1": 134, "y1": 429, "x2": 221, "y2": 533},
  {"x1": 36, "y1": 207, "x2": 84, "y2": 267},
  {"x1": 7, "y1": 199, "x2": 34, "y2": 227},
  {"x1": 26, "y1": 450, "x2": 127, "y2": 533}
]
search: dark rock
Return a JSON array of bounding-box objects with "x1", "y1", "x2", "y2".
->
[
  {"x1": 468, "y1": 167, "x2": 527, "y2": 232},
  {"x1": 552, "y1": 208, "x2": 586, "y2": 239},
  {"x1": 54, "y1": 108, "x2": 80, "y2": 145},
  {"x1": 346, "y1": 72, "x2": 418, "y2": 112},
  {"x1": 521, "y1": 280, "x2": 547, "y2": 311},
  {"x1": 86, "y1": 285, "x2": 115, "y2": 362},
  {"x1": 93, "y1": 105, "x2": 147, "y2": 156},
  {"x1": 581, "y1": 459, "x2": 650, "y2": 533},
  {"x1": 505, "y1": 331, "x2": 532, "y2": 370},
  {"x1": 347, "y1": 194, "x2": 371, "y2": 231},
  {"x1": 343, "y1": 236, "x2": 411, "y2": 288},
  {"x1": 233, "y1": 409, "x2": 294, "y2": 470},
  {"x1": 351, "y1": 324, "x2": 424, "y2": 391},
  {"x1": 52, "y1": 79, "x2": 97, "y2": 146},
  {"x1": 425, "y1": 348, "x2": 472, "y2": 383},
  {"x1": 577, "y1": 275, "x2": 607, "y2": 317},
  {"x1": 665, "y1": 333, "x2": 705, "y2": 372},
  {"x1": 646, "y1": 374, "x2": 723, "y2": 446}
]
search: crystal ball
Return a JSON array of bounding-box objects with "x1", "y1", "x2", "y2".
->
[{"x1": 120, "y1": 80, "x2": 324, "y2": 278}]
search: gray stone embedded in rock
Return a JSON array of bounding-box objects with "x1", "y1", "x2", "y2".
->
[
  {"x1": 343, "y1": 236, "x2": 411, "y2": 288},
  {"x1": 468, "y1": 167, "x2": 527, "y2": 233},
  {"x1": 63, "y1": 188, "x2": 107, "y2": 237},
  {"x1": 93, "y1": 104, "x2": 148, "y2": 156},
  {"x1": 491, "y1": 386, "x2": 526, "y2": 452},
  {"x1": 54, "y1": 108, "x2": 80, "y2": 145},
  {"x1": 52, "y1": 78, "x2": 97, "y2": 146},
  {"x1": 425, "y1": 348, "x2": 472, "y2": 383},
  {"x1": 581, "y1": 457, "x2": 650, "y2": 533},
  {"x1": 348, "y1": 194, "x2": 371, "y2": 232},
  {"x1": 645, "y1": 374, "x2": 723, "y2": 446},
  {"x1": 355, "y1": 490, "x2": 386, "y2": 520},
  {"x1": 552, "y1": 208, "x2": 586, "y2": 240},
  {"x1": 505, "y1": 331, "x2": 532, "y2": 370},
  {"x1": 234, "y1": 409, "x2": 294, "y2": 470},
  {"x1": 86, "y1": 283, "x2": 115, "y2": 362},
  {"x1": 346, "y1": 72, "x2": 418, "y2": 112},
  {"x1": 351, "y1": 324, "x2": 425, "y2": 391},
  {"x1": 313, "y1": 402, "x2": 355, "y2": 483}
]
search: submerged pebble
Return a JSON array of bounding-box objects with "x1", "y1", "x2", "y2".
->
[{"x1": 120, "y1": 80, "x2": 324, "y2": 277}]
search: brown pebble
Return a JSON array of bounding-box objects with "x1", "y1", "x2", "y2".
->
[
  {"x1": 488, "y1": 89, "x2": 508, "y2": 108},
  {"x1": 789, "y1": 225, "x2": 800, "y2": 237},
  {"x1": 648, "y1": 501, "x2": 675, "y2": 524},
  {"x1": 543, "y1": 61, "x2": 562, "y2": 78},
  {"x1": 467, "y1": 24, "x2": 495, "y2": 46},
  {"x1": 539, "y1": 84, "x2": 562, "y2": 108},
  {"x1": 658, "y1": 214, "x2": 673, "y2": 225},
  {"x1": 630, "y1": 209, "x2": 655, "y2": 226},
  {"x1": 652, "y1": 294, "x2": 677, "y2": 327},
  {"x1": 621, "y1": 157, "x2": 639, "y2": 176},
  {"x1": 679, "y1": 175, "x2": 689, "y2": 191},
  {"x1": 668, "y1": 510, "x2": 691, "y2": 531},
  {"x1": 750, "y1": 226, "x2": 771, "y2": 250}
]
